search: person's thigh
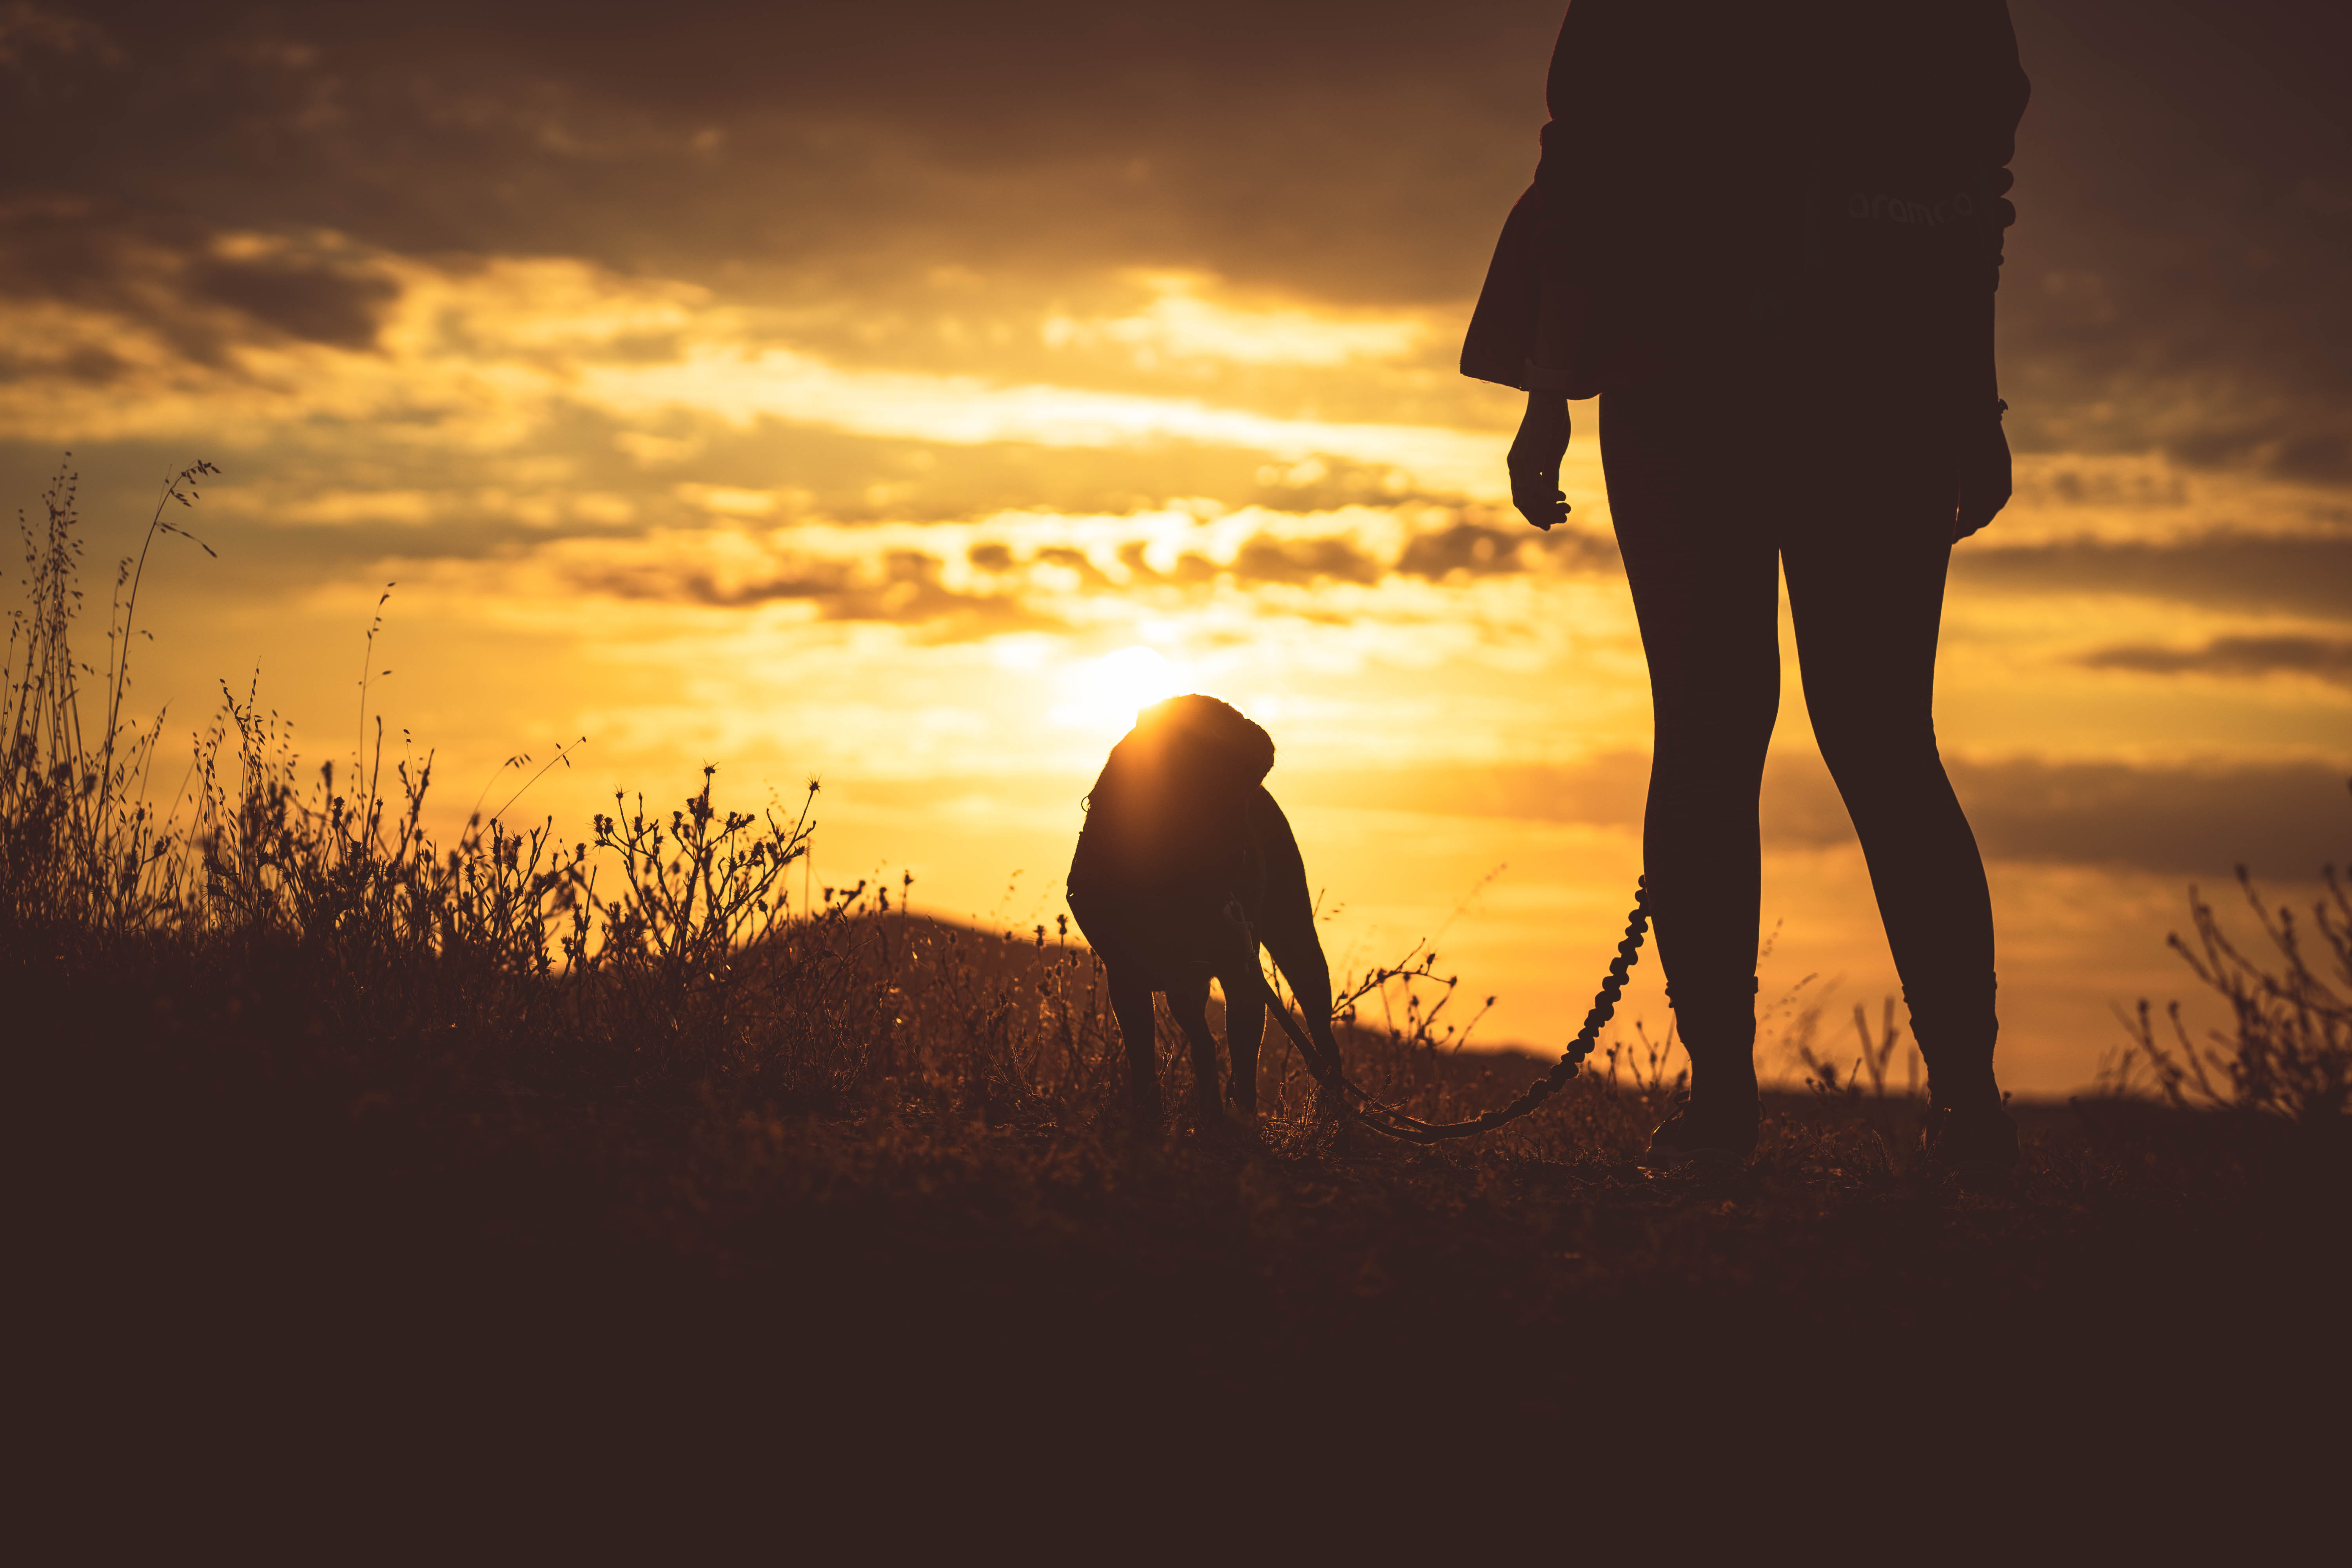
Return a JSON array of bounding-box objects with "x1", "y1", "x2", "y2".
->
[
  {"x1": 1780, "y1": 409, "x2": 1956, "y2": 757},
  {"x1": 1599, "y1": 381, "x2": 1782, "y2": 741},
  {"x1": 1780, "y1": 284, "x2": 1972, "y2": 717}
]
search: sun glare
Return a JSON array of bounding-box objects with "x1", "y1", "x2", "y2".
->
[{"x1": 1050, "y1": 645, "x2": 1191, "y2": 734}]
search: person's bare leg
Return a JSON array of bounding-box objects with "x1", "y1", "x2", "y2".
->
[
  {"x1": 1783, "y1": 454, "x2": 2013, "y2": 1181},
  {"x1": 1786, "y1": 509, "x2": 1998, "y2": 1105},
  {"x1": 1601, "y1": 381, "x2": 1775, "y2": 1158}
]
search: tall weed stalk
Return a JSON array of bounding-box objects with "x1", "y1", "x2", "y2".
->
[{"x1": 3, "y1": 459, "x2": 214, "y2": 935}]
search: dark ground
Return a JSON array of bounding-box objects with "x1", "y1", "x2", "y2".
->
[{"x1": 13, "y1": 923, "x2": 2347, "y2": 1550}]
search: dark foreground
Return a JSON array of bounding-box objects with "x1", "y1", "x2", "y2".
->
[{"x1": 16, "y1": 927, "x2": 2347, "y2": 1548}]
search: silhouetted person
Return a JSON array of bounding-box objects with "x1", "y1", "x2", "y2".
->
[{"x1": 1463, "y1": 1, "x2": 2029, "y2": 1177}]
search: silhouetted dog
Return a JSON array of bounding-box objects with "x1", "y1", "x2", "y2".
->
[{"x1": 1066, "y1": 694, "x2": 1343, "y2": 1132}]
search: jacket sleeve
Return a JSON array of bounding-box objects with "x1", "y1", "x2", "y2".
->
[
  {"x1": 1459, "y1": 182, "x2": 1547, "y2": 389},
  {"x1": 1459, "y1": 1, "x2": 1670, "y2": 390},
  {"x1": 1459, "y1": 6, "x2": 1594, "y2": 389}
]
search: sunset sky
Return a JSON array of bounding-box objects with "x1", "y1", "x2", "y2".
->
[{"x1": 4, "y1": 0, "x2": 2345, "y2": 1092}]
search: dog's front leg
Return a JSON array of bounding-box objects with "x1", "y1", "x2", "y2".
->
[
  {"x1": 1168, "y1": 975, "x2": 1225, "y2": 1130},
  {"x1": 1108, "y1": 968, "x2": 1164, "y2": 1132}
]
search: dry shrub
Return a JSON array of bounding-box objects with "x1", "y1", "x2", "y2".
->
[
  {"x1": 2120, "y1": 836, "x2": 2351, "y2": 1124},
  {"x1": 3, "y1": 463, "x2": 881, "y2": 1110}
]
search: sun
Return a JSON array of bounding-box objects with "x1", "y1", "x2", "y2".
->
[{"x1": 1050, "y1": 645, "x2": 1192, "y2": 734}]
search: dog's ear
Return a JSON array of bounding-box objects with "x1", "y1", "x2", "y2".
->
[{"x1": 1131, "y1": 694, "x2": 1275, "y2": 786}]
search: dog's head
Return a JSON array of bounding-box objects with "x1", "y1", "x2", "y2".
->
[
  {"x1": 1098, "y1": 693, "x2": 1273, "y2": 802},
  {"x1": 1118, "y1": 693, "x2": 1274, "y2": 788},
  {"x1": 1074, "y1": 694, "x2": 1273, "y2": 885}
]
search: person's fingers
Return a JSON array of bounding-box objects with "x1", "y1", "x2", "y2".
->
[
  {"x1": 1514, "y1": 488, "x2": 1569, "y2": 530},
  {"x1": 1951, "y1": 433, "x2": 2012, "y2": 541},
  {"x1": 1956, "y1": 485, "x2": 2010, "y2": 536},
  {"x1": 1953, "y1": 425, "x2": 2013, "y2": 542},
  {"x1": 1954, "y1": 488, "x2": 2002, "y2": 540}
]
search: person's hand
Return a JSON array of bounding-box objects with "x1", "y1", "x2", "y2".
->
[
  {"x1": 1954, "y1": 406, "x2": 2012, "y2": 541},
  {"x1": 1508, "y1": 391, "x2": 1572, "y2": 530}
]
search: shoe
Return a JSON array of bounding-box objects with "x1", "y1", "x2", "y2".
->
[
  {"x1": 1922, "y1": 1096, "x2": 2020, "y2": 1188},
  {"x1": 1642, "y1": 1094, "x2": 1759, "y2": 1167}
]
